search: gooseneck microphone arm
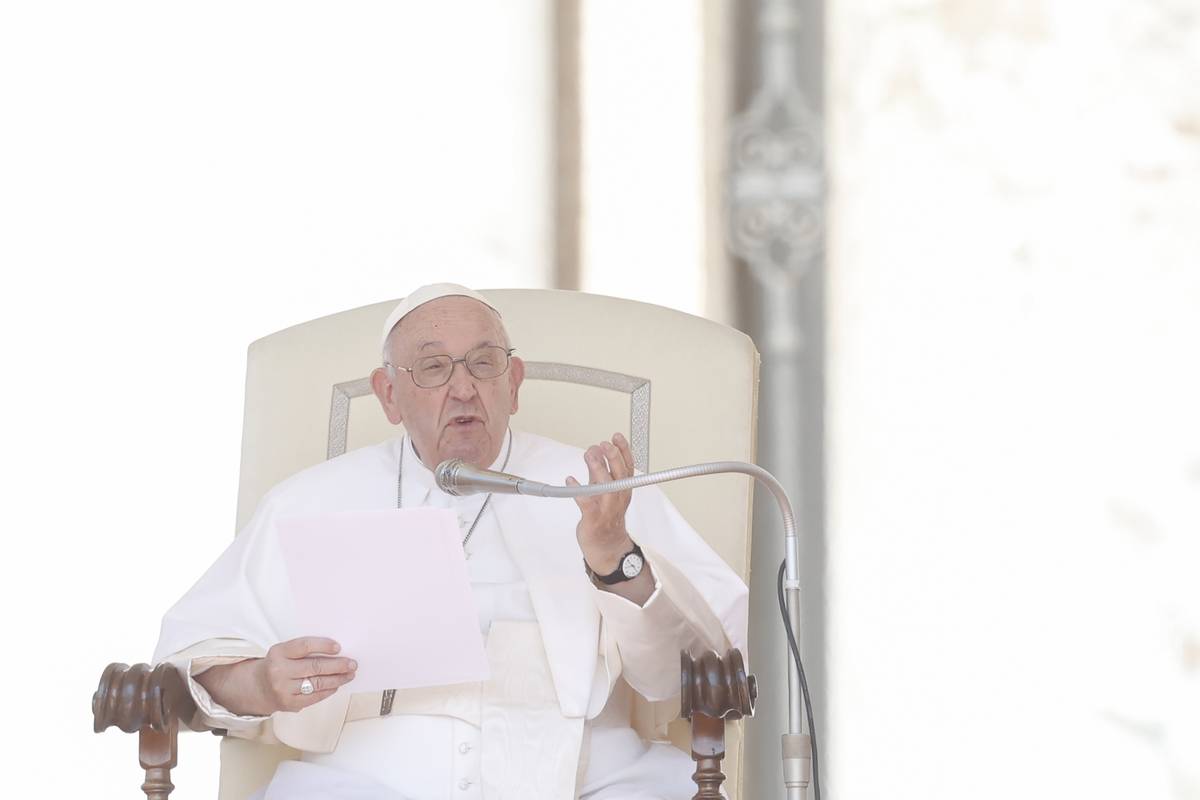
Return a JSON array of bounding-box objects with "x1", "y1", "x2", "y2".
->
[{"x1": 435, "y1": 457, "x2": 814, "y2": 800}]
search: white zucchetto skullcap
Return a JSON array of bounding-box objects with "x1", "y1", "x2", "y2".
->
[{"x1": 380, "y1": 283, "x2": 501, "y2": 352}]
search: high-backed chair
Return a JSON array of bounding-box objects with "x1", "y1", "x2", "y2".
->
[{"x1": 95, "y1": 289, "x2": 760, "y2": 799}]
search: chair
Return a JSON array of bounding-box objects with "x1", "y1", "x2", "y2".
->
[{"x1": 94, "y1": 289, "x2": 760, "y2": 799}]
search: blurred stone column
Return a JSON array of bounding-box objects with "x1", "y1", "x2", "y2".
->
[
  {"x1": 552, "y1": 0, "x2": 582, "y2": 290},
  {"x1": 728, "y1": 0, "x2": 827, "y2": 796}
]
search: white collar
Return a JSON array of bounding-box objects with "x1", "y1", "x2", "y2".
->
[{"x1": 399, "y1": 428, "x2": 512, "y2": 508}]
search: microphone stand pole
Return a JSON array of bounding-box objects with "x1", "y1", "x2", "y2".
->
[{"x1": 441, "y1": 459, "x2": 812, "y2": 798}]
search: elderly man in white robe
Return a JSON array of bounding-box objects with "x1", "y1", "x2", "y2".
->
[{"x1": 153, "y1": 284, "x2": 749, "y2": 799}]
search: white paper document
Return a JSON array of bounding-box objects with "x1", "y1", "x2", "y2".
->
[{"x1": 277, "y1": 508, "x2": 489, "y2": 693}]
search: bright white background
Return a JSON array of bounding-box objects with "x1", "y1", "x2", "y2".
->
[
  {"x1": 6, "y1": 2, "x2": 1196, "y2": 799},
  {"x1": 0, "y1": 3, "x2": 554, "y2": 798},
  {"x1": 827, "y1": 2, "x2": 1200, "y2": 797},
  {"x1": 0, "y1": 3, "x2": 708, "y2": 798}
]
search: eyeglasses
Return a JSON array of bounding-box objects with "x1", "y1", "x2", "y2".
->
[{"x1": 385, "y1": 346, "x2": 516, "y2": 389}]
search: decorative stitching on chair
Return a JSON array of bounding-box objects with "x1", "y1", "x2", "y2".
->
[{"x1": 327, "y1": 377, "x2": 373, "y2": 460}]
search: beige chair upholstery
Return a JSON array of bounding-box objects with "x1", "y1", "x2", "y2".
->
[{"x1": 220, "y1": 288, "x2": 760, "y2": 799}]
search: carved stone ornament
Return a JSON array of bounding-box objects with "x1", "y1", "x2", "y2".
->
[{"x1": 727, "y1": 0, "x2": 825, "y2": 286}]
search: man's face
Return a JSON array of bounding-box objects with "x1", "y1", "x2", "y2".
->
[{"x1": 371, "y1": 296, "x2": 524, "y2": 469}]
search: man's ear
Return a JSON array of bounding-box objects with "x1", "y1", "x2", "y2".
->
[
  {"x1": 508, "y1": 356, "x2": 525, "y2": 414},
  {"x1": 370, "y1": 367, "x2": 405, "y2": 425}
]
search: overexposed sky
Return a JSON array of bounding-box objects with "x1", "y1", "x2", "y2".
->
[
  {"x1": 3, "y1": 2, "x2": 1196, "y2": 799},
  {"x1": 0, "y1": 3, "x2": 710, "y2": 798},
  {"x1": 0, "y1": 3, "x2": 551, "y2": 797},
  {"x1": 828, "y1": 2, "x2": 1200, "y2": 797}
]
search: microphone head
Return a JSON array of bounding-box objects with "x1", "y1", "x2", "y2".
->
[
  {"x1": 433, "y1": 458, "x2": 529, "y2": 496},
  {"x1": 434, "y1": 458, "x2": 466, "y2": 495}
]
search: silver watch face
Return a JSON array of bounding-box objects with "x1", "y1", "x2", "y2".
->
[{"x1": 621, "y1": 552, "x2": 644, "y2": 579}]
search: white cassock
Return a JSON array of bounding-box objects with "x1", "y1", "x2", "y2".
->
[{"x1": 154, "y1": 429, "x2": 749, "y2": 799}]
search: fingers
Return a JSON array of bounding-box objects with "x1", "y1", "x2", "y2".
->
[
  {"x1": 582, "y1": 434, "x2": 633, "y2": 483},
  {"x1": 574, "y1": 436, "x2": 633, "y2": 517},
  {"x1": 584, "y1": 445, "x2": 610, "y2": 485},
  {"x1": 289, "y1": 664, "x2": 357, "y2": 711},
  {"x1": 286, "y1": 655, "x2": 358, "y2": 680},
  {"x1": 294, "y1": 672, "x2": 356, "y2": 696},
  {"x1": 613, "y1": 432, "x2": 635, "y2": 474},
  {"x1": 602, "y1": 436, "x2": 631, "y2": 480},
  {"x1": 278, "y1": 636, "x2": 340, "y2": 659},
  {"x1": 566, "y1": 474, "x2": 587, "y2": 510},
  {"x1": 265, "y1": 637, "x2": 356, "y2": 712},
  {"x1": 274, "y1": 659, "x2": 357, "y2": 712}
]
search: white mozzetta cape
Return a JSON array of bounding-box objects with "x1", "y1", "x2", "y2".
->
[{"x1": 153, "y1": 430, "x2": 748, "y2": 795}]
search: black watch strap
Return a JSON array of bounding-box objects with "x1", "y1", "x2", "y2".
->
[{"x1": 585, "y1": 543, "x2": 644, "y2": 585}]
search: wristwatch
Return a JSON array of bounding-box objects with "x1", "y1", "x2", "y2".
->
[{"x1": 586, "y1": 542, "x2": 645, "y2": 585}]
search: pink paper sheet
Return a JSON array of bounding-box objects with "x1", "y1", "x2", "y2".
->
[{"x1": 277, "y1": 508, "x2": 489, "y2": 693}]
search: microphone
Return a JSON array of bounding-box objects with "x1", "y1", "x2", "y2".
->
[
  {"x1": 436, "y1": 453, "x2": 816, "y2": 799},
  {"x1": 434, "y1": 458, "x2": 549, "y2": 496}
]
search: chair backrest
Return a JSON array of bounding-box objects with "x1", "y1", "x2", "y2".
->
[{"x1": 220, "y1": 289, "x2": 760, "y2": 799}]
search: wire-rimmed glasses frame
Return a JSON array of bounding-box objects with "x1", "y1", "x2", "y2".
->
[{"x1": 384, "y1": 346, "x2": 516, "y2": 389}]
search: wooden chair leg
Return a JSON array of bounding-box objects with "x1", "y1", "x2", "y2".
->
[
  {"x1": 690, "y1": 711, "x2": 727, "y2": 799},
  {"x1": 681, "y1": 649, "x2": 757, "y2": 800},
  {"x1": 139, "y1": 725, "x2": 178, "y2": 800},
  {"x1": 94, "y1": 662, "x2": 207, "y2": 799}
]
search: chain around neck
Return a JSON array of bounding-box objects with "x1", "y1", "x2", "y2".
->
[{"x1": 396, "y1": 429, "x2": 513, "y2": 551}]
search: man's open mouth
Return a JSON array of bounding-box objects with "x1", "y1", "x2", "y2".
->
[{"x1": 449, "y1": 416, "x2": 482, "y2": 427}]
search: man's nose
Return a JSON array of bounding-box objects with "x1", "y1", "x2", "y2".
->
[{"x1": 445, "y1": 360, "x2": 477, "y2": 399}]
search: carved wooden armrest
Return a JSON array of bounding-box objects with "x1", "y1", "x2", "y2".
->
[
  {"x1": 681, "y1": 648, "x2": 757, "y2": 800},
  {"x1": 93, "y1": 662, "x2": 214, "y2": 800},
  {"x1": 96, "y1": 654, "x2": 757, "y2": 800}
]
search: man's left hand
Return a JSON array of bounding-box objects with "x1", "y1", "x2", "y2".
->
[{"x1": 567, "y1": 432, "x2": 637, "y2": 574}]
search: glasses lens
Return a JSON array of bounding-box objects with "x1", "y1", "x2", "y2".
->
[
  {"x1": 412, "y1": 355, "x2": 454, "y2": 387},
  {"x1": 465, "y1": 346, "x2": 509, "y2": 380}
]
